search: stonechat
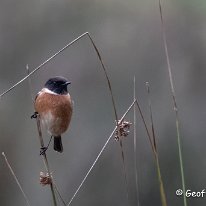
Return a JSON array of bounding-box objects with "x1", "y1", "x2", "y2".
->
[{"x1": 32, "y1": 76, "x2": 73, "y2": 153}]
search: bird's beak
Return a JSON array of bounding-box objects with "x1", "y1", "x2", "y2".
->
[{"x1": 65, "y1": 81, "x2": 71, "y2": 85}]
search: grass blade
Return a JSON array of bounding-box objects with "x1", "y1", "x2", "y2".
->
[
  {"x1": 158, "y1": 1, "x2": 187, "y2": 205},
  {"x1": 0, "y1": 32, "x2": 90, "y2": 99},
  {"x1": 133, "y1": 76, "x2": 140, "y2": 206},
  {"x1": 146, "y1": 82, "x2": 167, "y2": 206},
  {"x1": 119, "y1": 139, "x2": 129, "y2": 202},
  {"x1": 2, "y1": 152, "x2": 31, "y2": 206},
  {"x1": 67, "y1": 100, "x2": 136, "y2": 206}
]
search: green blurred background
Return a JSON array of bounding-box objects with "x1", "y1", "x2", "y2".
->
[{"x1": 1, "y1": 0, "x2": 206, "y2": 205}]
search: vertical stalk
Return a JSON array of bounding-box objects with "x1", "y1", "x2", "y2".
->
[
  {"x1": 133, "y1": 76, "x2": 140, "y2": 206},
  {"x1": 158, "y1": 1, "x2": 187, "y2": 205},
  {"x1": 36, "y1": 116, "x2": 57, "y2": 206}
]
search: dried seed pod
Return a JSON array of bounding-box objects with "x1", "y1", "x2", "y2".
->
[
  {"x1": 40, "y1": 172, "x2": 52, "y2": 186},
  {"x1": 114, "y1": 119, "x2": 132, "y2": 141}
]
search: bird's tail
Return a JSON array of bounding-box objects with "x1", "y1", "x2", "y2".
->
[{"x1": 54, "y1": 136, "x2": 63, "y2": 153}]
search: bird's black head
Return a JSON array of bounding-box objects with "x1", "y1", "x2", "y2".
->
[{"x1": 45, "y1": 76, "x2": 71, "y2": 95}]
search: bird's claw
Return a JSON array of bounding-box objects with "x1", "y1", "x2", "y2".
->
[
  {"x1": 31, "y1": 112, "x2": 38, "y2": 119},
  {"x1": 40, "y1": 147, "x2": 48, "y2": 155}
]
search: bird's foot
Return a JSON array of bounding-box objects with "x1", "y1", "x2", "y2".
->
[
  {"x1": 40, "y1": 147, "x2": 48, "y2": 155},
  {"x1": 31, "y1": 112, "x2": 38, "y2": 119}
]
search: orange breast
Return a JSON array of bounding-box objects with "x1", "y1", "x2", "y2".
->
[{"x1": 34, "y1": 90, "x2": 73, "y2": 136}]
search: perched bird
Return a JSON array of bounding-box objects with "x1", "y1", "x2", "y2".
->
[{"x1": 32, "y1": 76, "x2": 73, "y2": 153}]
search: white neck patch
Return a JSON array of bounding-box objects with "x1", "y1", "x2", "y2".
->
[{"x1": 40, "y1": 88, "x2": 58, "y2": 95}]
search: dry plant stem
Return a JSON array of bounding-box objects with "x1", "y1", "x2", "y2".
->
[
  {"x1": 2, "y1": 152, "x2": 31, "y2": 206},
  {"x1": 86, "y1": 33, "x2": 118, "y2": 122},
  {"x1": 53, "y1": 184, "x2": 67, "y2": 206},
  {"x1": 0, "y1": 32, "x2": 89, "y2": 99},
  {"x1": 158, "y1": 1, "x2": 186, "y2": 206},
  {"x1": 87, "y1": 35, "x2": 129, "y2": 197},
  {"x1": 155, "y1": 157, "x2": 167, "y2": 206},
  {"x1": 67, "y1": 100, "x2": 136, "y2": 206},
  {"x1": 88, "y1": 34, "x2": 131, "y2": 200},
  {"x1": 146, "y1": 82, "x2": 157, "y2": 150},
  {"x1": 119, "y1": 140, "x2": 129, "y2": 202},
  {"x1": 135, "y1": 100, "x2": 156, "y2": 155},
  {"x1": 87, "y1": 32, "x2": 132, "y2": 204},
  {"x1": 36, "y1": 116, "x2": 57, "y2": 206},
  {"x1": 146, "y1": 82, "x2": 167, "y2": 206},
  {"x1": 133, "y1": 76, "x2": 140, "y2": 206}
]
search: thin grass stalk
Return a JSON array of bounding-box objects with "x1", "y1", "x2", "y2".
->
[
  {"x1": 0, "y1": 32, "x2": 90, "y2": 99},
  {"x1": 133, "y1": 76, "x2": 140, "y2": 206},
  {"x1": 155, "y1": 157, "x2": 167, "y2": 206},
  {"x1": 36, "y1": 116, "x2": 57, "y2": 206},
  {"x1": 86, "y1": 33, "x2": 118, "y2": 122},
  {"x1": 135, "y1": 100, "x2": 156, "y2": 154},
  {"x1": 67, "y1": 100, "x2": 136, "y2": 206},
  {"x1": 118, "y1": 134, "x2": 129, "y2": 204},
  {"x1": 53, "y1": 184, "x2": 67, "y2": 206},
  {"x1": 146, "y1": 82, "x2": 167, "y2": 206},
  {"x1": 87, "y1": 33, "x2": 131, "y2": 203},
  {"x1": 2, "y1": 152, "x2": 31, "y2": 206},
  {"x1": 119, "y1": 139, "x2": 129, "y2": 202},
  {"x1": 158, "y1": 1, "x2": 186, "y2": 205},
  {"x1": 146, "y1": 82, "x2": 156, "y2": 150},
  {"x1": 135, "y1": 98, "x2": 168, "y2": 205}
]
